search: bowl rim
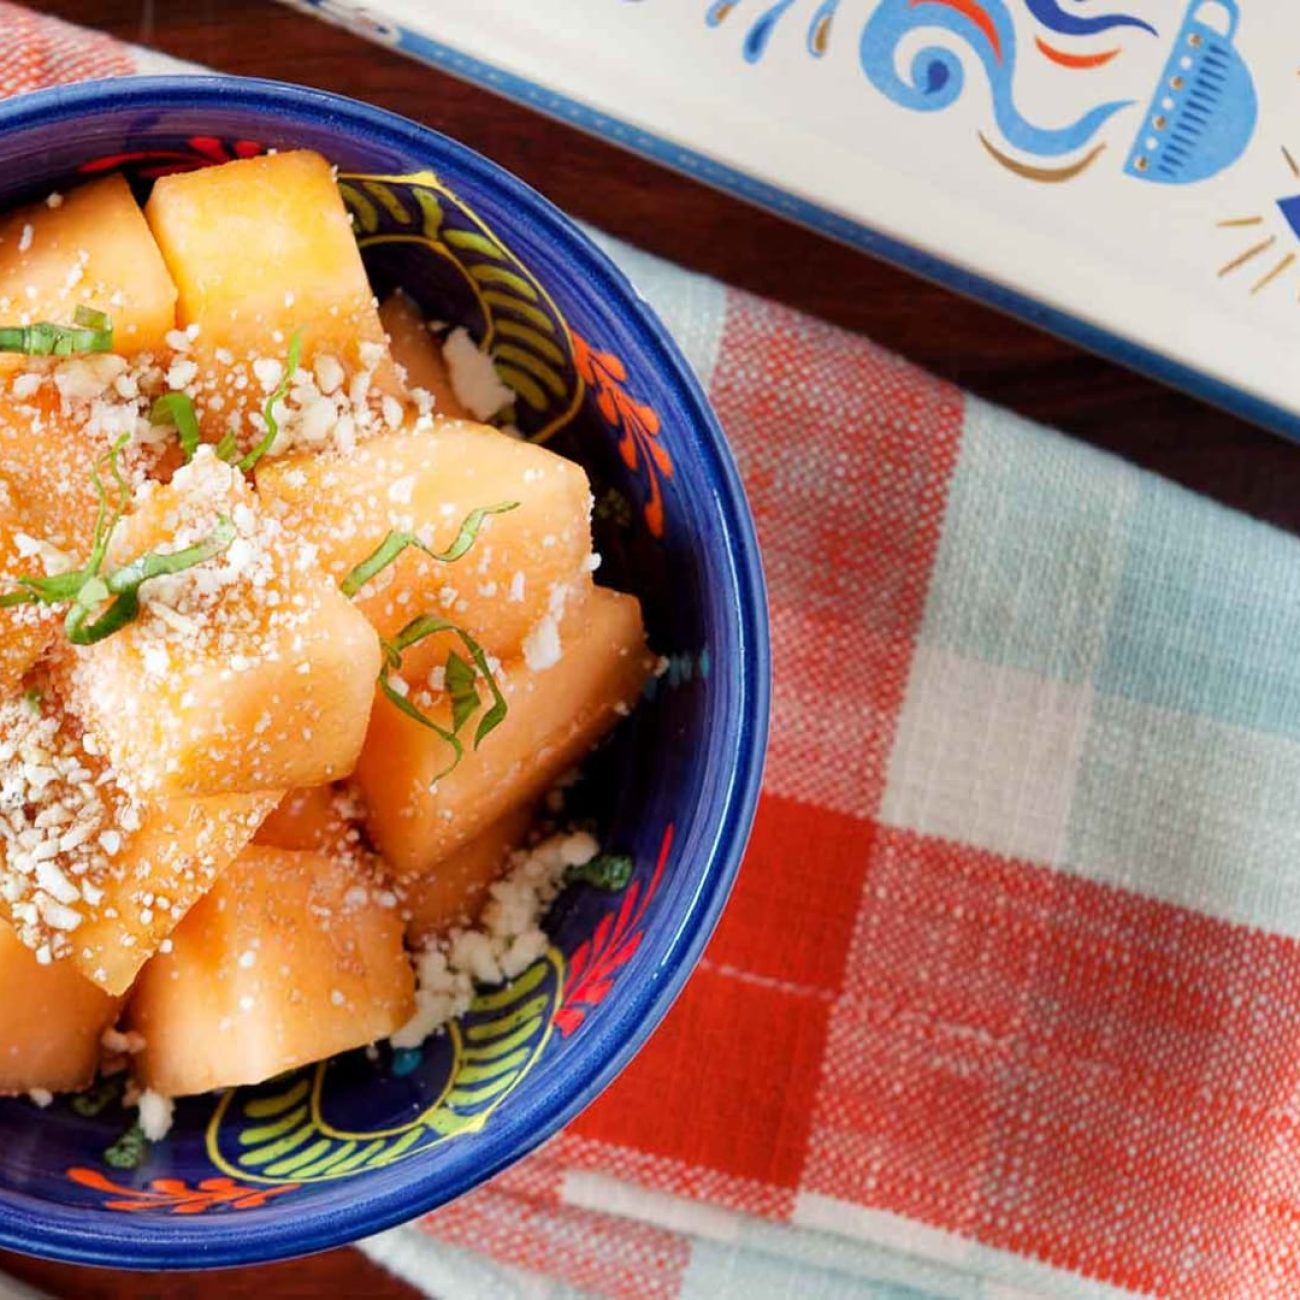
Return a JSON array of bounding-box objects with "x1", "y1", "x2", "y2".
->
[{"x1": 0, "y1": 73, "x2": 771, "y2": 1269}]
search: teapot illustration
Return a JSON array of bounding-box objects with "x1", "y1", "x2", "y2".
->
[{"x1": 1124, "y1": 0, "x2": 1257, "y2": 184}]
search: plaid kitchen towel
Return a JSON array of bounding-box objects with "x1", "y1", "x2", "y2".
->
[{"x1": 10, "y1": 6, "x2": 1300, "y2": 1298}]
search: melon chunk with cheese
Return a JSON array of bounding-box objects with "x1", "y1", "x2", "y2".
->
[
  {"x1": 0, "y1": 922, "x2": 121, "y2": 1094},
  {"x1": 0, "y1": 174, "x2": 177, "y2": 368},
  {"x1": 128, "y1": 846, "x2": 414, "y2": 1096},
  {"x1": 380, "y1": 291, "x2": 469, "y2": 420},
  {"x1": 254, "y1": 784, "x2": 364, "y2": 858},
  {"x1": 257, "y1": 422, "x2": 593, "y2": 655},
  {"x1": 0, "y1": 374, "x2": 109, "y2": 556},
  {"x1": 144, "y1": 150, "x2": 399, "y2": 439},
  {"x1": 0, "y1": 472, "x2": 60, "y2": 693},
  {"x1": 358, "y1": 587, "x2": 651, "y2": 878},
  {"x1": 68, "y1": 449, "x2": 381, "y2": 798},
  {"x1": 0, "y1": 679, "x2": 277, "y2": 994},
  {"x1": 403, "y1": 803, "x2": 534, "y2": 943}
]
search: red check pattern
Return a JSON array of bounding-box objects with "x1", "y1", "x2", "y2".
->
[
  {"x1": 410, "y1": 290, "x2": 1300, "y2": 1297},
  {"x1": 9, "y1": 10, "x2": 1300, "y2": 1298},
  {"x1": 0, "y1": 2, "x2": 131, "y2": 94}
]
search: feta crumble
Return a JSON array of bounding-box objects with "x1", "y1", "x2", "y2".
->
[
  {"x1": 391, "y1": 829, "x2": 599, "y2": 1048},
  {"x1": 442, "y1": 327, "x2": 514, "y2": 422}
]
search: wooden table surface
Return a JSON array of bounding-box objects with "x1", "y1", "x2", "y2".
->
[{"x1": 7, "y1": 0, "x2": 1300, "y2": 1295}]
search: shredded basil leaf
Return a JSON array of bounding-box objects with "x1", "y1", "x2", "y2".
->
[
  {"x1": 238, "y1": 331, "x2": 303, "y2": 471},
  {"x1": 0, "y1": 308, "x2": 113, "y2": 356},
  {"x1": 150, "y1": 391, "x2": 201, "y2": 462},
  {"x1": 377, "y1": 613, "x2": 510, "y2": 780},
  {"x1": 444, "y1": 650, "x2": 479, "y2": 733},
  {"x1": 0, "y1": 437, "x2": 234, "y2": 647},
  {"x1": 380, "y1": 671, "x2": 465, "y2": 783},
  {"x1": 214, "y1": 430, "x2": 240, "y2": 463},
  {"x1": 339, "y1": 501, "x2": 519, "y2": 598},
  {"x1": 64, "y1": 516, "x2": 236, "y2": 646}
]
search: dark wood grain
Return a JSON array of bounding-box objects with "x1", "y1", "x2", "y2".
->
[
  {"x1": 0, "y1": 1242, "x2": 416, "y2": 1294},
  {"x1": 0, "y1": 1245, "x2": 415, "y2": 1298},
  {"x1": 11, "y1": 0, "x2": 1300, "y2": 1294}
]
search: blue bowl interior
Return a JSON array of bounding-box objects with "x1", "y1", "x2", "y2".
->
[{"x1": 0, "y1": 78, "x2": 767, "y2": 1266}]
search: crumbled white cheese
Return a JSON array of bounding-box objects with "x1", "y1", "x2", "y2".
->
[
  {"x1": 442, "y1": 327, "x2": 513, "y2": 421},
  {"x1": 391, "y1": 829, "x2": 597, "y2": 1049},
  {"x1": 522, "y1": 614, "x2": 561, "y2": 671},
  {"x1": 135, "y1": 1088, "x2": 174, "y2": 1141}
]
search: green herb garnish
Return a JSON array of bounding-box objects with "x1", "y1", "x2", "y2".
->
[
  {"x1": 150, "y1": 391, "x2": 201, "y2": 462},
  {"x1": 214, "y1": 430, "x2": 239, "y2": 463},
  {"x1": 238, "y1": 330, "x2": 303, "y2": 471},
  {"x1": 339, "y1": 502, "x2": 519, "y2": 598},
  {"x1": 379, "y1": 614, "x2": 508, "y2": 781},
  {"x1": 340, "y1": 498, "x2": 517, "y2": 775},
  {"x1": 65, "y1": 517, "x2": 236, "y2": 645},
  {"x1": 0, "y1": 435, "x2": 235, "y2": 646},
  {"x1": 71, "y1": 1075, "x2": 124, "y2": 1118},
  {"x1": 103, "y1": 1122, "x2": 149, "y2": 1171},
  {"x1": 567, "y1": 853, "x2": 634, "y2": 891},
  {"x1": 0, "y1": 305, "x2": 113, "y2": 357}
]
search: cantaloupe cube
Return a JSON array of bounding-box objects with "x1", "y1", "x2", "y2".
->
[
  {"x1": 0, "y1": 374, "x2": 105, "y2": 556},
  {"x1": 0, "y1": 174, "x2": 177, "y2": 367},
  {"x1": 0, "y1": 678, "x2": 277, "y2": 995},
  {"x1": 403, "y1": 803, "x2": 534, "y2": 943},
  {"x1": 358, "y1": 587, "x2": 651, "y2": 878},
  {"x1": 254, "y1": 784, "x2": 363, "y2": 857},
  {"x1": 145, "y1": 150, "x2": 399, "y2": 440},
  {"x1": 0, "y1": 472, "x2": 60, "y2": 693},
  {"x1": 379, "y1": 291, "x2": 469, "y2": 419},
  {"x1": 257, "y1": 423, "x2": 593, "y2": 655},
  {"x1": 128, "y1": 846, "x2": 414, "y2": 1096},
  {"x1": 67, "y1": 449, "x2": 381, "y2": 798},
  {"x1": 76, "y1": 791, "x2": 280, "y2": 995},
  {"x1": 0, "y1": 922, "x2": 121, "y2": 1094}
]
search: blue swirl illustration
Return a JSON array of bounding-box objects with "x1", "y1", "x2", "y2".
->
[
  {"x1": 861, "y1": 0, "x2": 1133, "y2": 157},
  {"x1": 1023, "y1": 0, "x2": 1156, "y2": 38},
  {"x1": 742, "y1": 0, "x2": 799, "y2": 60}
]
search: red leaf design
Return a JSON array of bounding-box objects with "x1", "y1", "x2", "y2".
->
[
  {"x1": 572, "y1": 332, "x2": 674, "y2": 539},
  {"x1": 66, "y1": 1167, "x2": 297, "y2": 1215},
  {"x1": 557, "y1": 826, "x2": 673, "y2": 1037}
]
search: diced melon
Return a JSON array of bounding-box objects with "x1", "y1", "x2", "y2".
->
[
  {"x1": 379, "y1": 291, "x2": 469, "y2": 420},
  {"x1": 0, "y1": 675, "x2": 277, "y2": 995},
  {"x1": 0, "y1": 471, "x2": 59, "y2": 693},
  {"x1": 0, "y1": 921, "x2": 121, "y2": 1094},
  {"x1": 257, "y1": 423, "x2": 593, "y2": 654},
  {"x1": 0, "y1": 376, "x2": 102, "y2": 555},
  {"x1": 76, "y1": 791, "x2": 280, "y2": 995},
  {"x1": 0, "y1": 175, "x2": 177, "y2": 367},
  {"x1": 128, "y1": 846, "x2": 414, "y2": 1096},
  {"x1": 145, "y1": 150, "x2": 399, "y2": 437},
  {"x1": 403, "y1": 803, "x2": 534, "y2": 943},
  {"x1": 68, "y1": 450, "x2": 381, "y2": 798},
  {"x1": 358, "y1": 587, "x2": 651, "y2": 878},
  {"x1": 254, "y1": 784, "x2": 363, "y2": 857}
]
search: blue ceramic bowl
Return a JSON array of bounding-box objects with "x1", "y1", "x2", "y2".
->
[{"x1": 0, "y1": 76, "x2": 768, "y2": 1267}]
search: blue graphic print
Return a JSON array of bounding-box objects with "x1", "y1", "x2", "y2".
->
[
  {"x1": 860, "y1": 0, "x2": 1131, "y2": 157},
  {"x1": 1122, "y1": 0, "x2": 1257, "y2": 184}
]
